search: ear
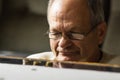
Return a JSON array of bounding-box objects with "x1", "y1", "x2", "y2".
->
[{"x1": 97, "y1": 22, "x2": 107, "y2": 45}]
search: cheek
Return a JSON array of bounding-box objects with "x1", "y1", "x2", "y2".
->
[
  {"x1": 72, "y1": 41, "x2": 86, "y2": 53},
  {"x1": 83, "y1": 33, "x2": 99, "y2": 53},
  {"x1": 50, "y1": 40, "x2": 58, "y2": 52},
  {"x1": 85, "y1": 30, "x2": 99, "y2": 46},
  {"x1": 73, "y1": 37, "x2": 98, "y2": 55},
  {"x1": 74, "y1": 41, "x2": 90, "y2": 58}
]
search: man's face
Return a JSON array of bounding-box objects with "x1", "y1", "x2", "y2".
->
[{"x1": 48, "y1": 0, "x2": 105, "y2": 62}]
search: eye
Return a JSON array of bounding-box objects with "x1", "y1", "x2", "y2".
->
[
  {"x1": 69, "y1": 31, "x2": 85, "y2": 40},
  {"x1": 49, "y1": 32, "x2": 61, "y2": 39},
  {"x1": 71, "y1": 33, "x2": 84, "y2": 40},
  {"x1": 50, "y1": 32, "x2": 60, "y2": 35}
]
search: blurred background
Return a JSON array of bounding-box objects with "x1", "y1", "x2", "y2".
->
[
  {"x1": 0, "y1": 0, "x2": 50, "y2": 57},
  {"x1": 0, "y1": 0, "x2": 119, "y2": 57}
]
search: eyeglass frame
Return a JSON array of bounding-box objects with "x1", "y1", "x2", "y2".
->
[{"x1": 46, "y1": 24, "x2": 98, "y2": 40}]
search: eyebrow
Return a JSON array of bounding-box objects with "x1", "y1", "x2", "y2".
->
[
  {"x1": 49, "y1": 25, "x2": 84, "y2": 33},
  {"x1": 69, "y1": 26, "x2": 86, "y2": 33},
  {"x1": 49, "y1": 28, "x2": 60, "y2": 32}
]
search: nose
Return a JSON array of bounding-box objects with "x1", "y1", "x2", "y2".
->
[{"x1": 58, "y1": 36, "x2": 72, "y2": 48}]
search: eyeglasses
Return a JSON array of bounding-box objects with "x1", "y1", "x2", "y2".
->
[{"x1": 47, "y1": 26, "x2": 97, "y2": 40}]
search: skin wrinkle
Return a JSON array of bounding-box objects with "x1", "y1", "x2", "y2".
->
[
  {"x1": 52, "y1": 0, "x2": 89, "y2": 61},
  {"x1": 55, "y1": 10, "x2": 82, "y2": 61},
  {"x1": 48, "y1": 0, "x2": 106, "y2": 63},
  {"x1": 25, "y1": 0, "x2": 109, "y2": 67}
]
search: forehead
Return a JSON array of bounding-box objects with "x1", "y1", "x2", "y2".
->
[
  {"x1": 48, "y1": 0, "x2": 90, "y2": 17},
  {"x1": 48, "y1": 0, "x2": 91, "y2": 31}
]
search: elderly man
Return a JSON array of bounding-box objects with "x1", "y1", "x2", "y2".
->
[{"x1": 26, "y1": 0, "x2": 120, "y2": 65}]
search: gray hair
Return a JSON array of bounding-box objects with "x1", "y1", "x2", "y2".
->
[
  {"x1": 47, "y1": 0, "x2": 105, "y2": 26},
  {"x1": 88, "y1": 0, "x2": 104, "y2": 26}
]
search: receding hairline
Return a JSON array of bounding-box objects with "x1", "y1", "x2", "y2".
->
[{"x1": 47, "y1": 0, "x2": 105, "y2": 26}]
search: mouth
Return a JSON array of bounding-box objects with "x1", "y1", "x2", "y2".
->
[
  {"x1": 56, "y1": 51, "x2": 80, "y2": 61},
  {"x1": 59, "y1": 51, "x2": 75, "y2": 55}
]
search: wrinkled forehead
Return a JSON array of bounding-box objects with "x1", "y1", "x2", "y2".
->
[
  {"x1": 52, "y1": 0, "x2": 87, "y2": 10},
  {"x1": 48, "y1": 0, "x2": 89, "y2": 20},
  {"x1": 48, "y1": 0, "x2": 90, "y2": 17},
  {"x1": 48, "y1": 0, "x2": 91, "y2": 29}
]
